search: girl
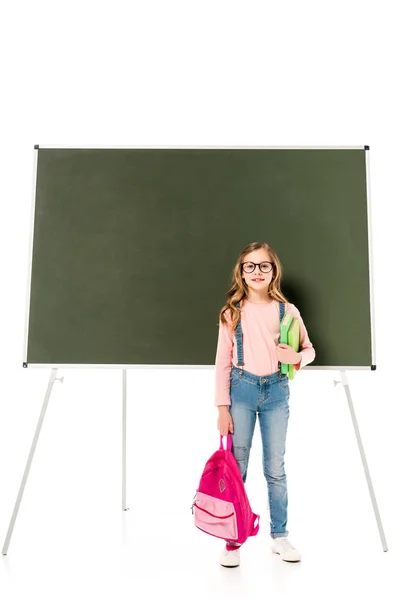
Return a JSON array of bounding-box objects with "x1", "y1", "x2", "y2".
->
[{"x1": 214, "y1": 241, "x2": 316, "y2": 568}]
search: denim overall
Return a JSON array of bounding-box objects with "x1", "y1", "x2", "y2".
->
[{"x1": 228, "y1": 299, "x2": 290, "y2": 539}]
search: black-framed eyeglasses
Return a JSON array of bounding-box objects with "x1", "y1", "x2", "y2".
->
[{"x1": 241, "y1": 261, "x2": 274, "y2": 274}]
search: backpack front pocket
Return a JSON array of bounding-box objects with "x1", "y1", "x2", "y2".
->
[{"x1": 194, "y1": 491, "x2": 238, "y2": 540}]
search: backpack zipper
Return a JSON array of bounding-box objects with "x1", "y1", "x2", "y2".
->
[
  {"x1": 193, "y1": 503, "x2": 234, "y2": 519},
  {"x1": 190, "y1": 489, "x2": 198, "y2": 514}
]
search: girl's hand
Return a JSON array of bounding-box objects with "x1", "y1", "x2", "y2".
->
[
  {"x1": 217, "y1": 407, "x2": 234, "y2": 436},
  {"x1": 276, "y1": 343, "x2": 300, "y2": 365}
]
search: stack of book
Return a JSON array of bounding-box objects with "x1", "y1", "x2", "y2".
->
[{"x1": 280, "y1": 312, "x2": 300, "y2": 380}]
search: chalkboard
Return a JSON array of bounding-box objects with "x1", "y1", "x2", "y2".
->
[{"x1": 24, "y1": 147, "x2": 375, "y2": 369}]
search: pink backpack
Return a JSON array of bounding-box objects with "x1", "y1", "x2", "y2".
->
[{"x1": 192, "y1": 434, "x2": 260, "y2": 545}]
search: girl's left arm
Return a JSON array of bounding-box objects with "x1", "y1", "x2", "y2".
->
[{"x1": 290, "y1": 304, "x2": 316, "y2": 371}]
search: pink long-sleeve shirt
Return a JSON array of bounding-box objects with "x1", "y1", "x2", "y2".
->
[{"x1": 214, "y1": 298, "x2": 316, "y2": 406}]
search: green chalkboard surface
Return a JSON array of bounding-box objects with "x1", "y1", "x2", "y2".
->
[{"x1": 24, "y1": 147, "x2": 374, "y2": 368}]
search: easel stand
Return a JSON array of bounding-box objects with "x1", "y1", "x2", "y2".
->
[
  {"x1": 2, "y1": 368, "x2": 129, "y2": 556},
  {"x1": 2, "y1": 368, "x2": 387, "y2": 554},
  {"x1": 333, "y1": 370, "x2": 387, "y2": 551}
]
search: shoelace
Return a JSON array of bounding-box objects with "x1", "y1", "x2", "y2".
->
[{"x1": 278, "y1": 538, "x2": 295, "y2": 550}]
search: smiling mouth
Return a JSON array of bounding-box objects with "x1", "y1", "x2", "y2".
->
[{"x1": 252, "y1": 278, "x2": 264, "y2": 282}]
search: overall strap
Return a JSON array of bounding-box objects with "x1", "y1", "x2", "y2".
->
[
  {"x1": 235, "y1": 301, "x2": 244, "y2": 369},
  {"x1": 277, "y1": 301, "x2": 286, "y2": 371}
]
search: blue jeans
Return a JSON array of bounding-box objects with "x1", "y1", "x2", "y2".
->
[{"x1": 228, "y1": 365, "x2": 290, "y2": 539}]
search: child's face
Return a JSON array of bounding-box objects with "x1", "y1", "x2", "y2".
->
[{"x1": 241, "y1": 250, "x2": 274, "y2": 292}]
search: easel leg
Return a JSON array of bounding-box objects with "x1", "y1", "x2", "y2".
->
[
  {"x1": 122, "y1": 369, "x2": 128, "y2": 511},
  {"x1": 2, "y1": 368, "x2": 62, "y2": 555},
  {"x1": 338, "y1": 369, "x2": 388, "y2": 552}
]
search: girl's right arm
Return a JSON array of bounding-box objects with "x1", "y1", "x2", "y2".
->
[{"x1": 214, "y1": 312, "x2": 235, "y2": 408}]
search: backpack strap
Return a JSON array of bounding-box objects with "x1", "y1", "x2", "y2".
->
[
  {"x1": 249, "y1": 513, "x2": 260, "y2": 537},
  {"x1": 220, "y1": 434, "x2": 233, "y2": 452}
]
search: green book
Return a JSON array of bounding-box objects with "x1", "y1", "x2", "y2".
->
[
  {"x1": 288, "y1": 317, "x2": 300, "y2": 380},
  {"x1": 280, "y1": 312, "x2": 300, "y2": 379}
]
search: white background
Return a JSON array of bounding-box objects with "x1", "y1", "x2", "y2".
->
[{"x1": 0, "y1": 1, "x2": 399, "y2": 599}]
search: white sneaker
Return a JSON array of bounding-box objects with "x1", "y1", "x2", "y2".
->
[
  {"x1": 271, "y1": 537, "x2": 301, "y2": 562},
  {"x1": 219, "y1": 545, "x2": 240, "y2": 567}
]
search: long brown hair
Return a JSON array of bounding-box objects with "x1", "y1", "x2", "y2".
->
[{"x1": 218, "y1": 241, "x2": 289, "y2": 334}]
